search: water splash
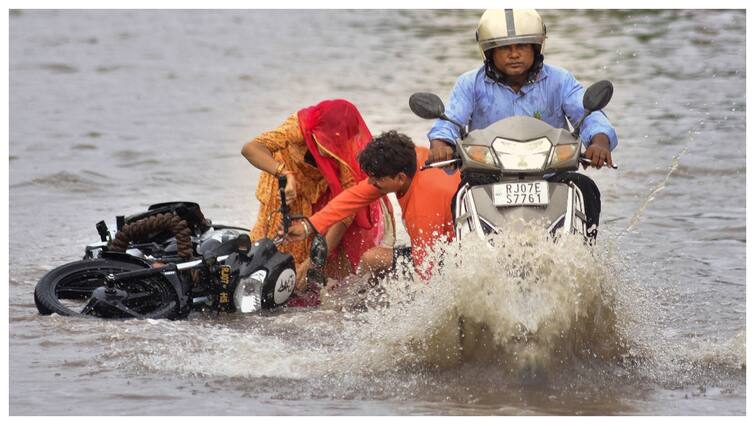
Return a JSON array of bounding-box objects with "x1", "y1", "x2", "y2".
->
[
  {"x1": 94, "y1": 228, "x2": 628, "y2": 383},
  {"x1": 332, "y1": 227, "x2": 629, "y2": 381},
  {"x1": 692, "y1": 331, "x2": 746, "y2": 370},
  {"x1": 92, "y1": 225, "x2": 742, "y2": 392},
  {"x1": 623, "y1": 145, "x2": 688, "y2": 235}
]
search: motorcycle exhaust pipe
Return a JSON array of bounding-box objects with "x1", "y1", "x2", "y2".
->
[{"x1": 106, "y1": 263, "x2": 178, "y2": 283}]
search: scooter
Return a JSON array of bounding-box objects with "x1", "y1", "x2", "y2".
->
[
  {"x1": 33, "y1": 176, "x2": 327, "y2": 320},
  {"x1": 409, "y1": 80, "x2": 616, "y2": 241}
]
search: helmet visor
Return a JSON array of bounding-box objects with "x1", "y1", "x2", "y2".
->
[{"x1": 479, "y1": 34, "x2": 544, "y2": 53}]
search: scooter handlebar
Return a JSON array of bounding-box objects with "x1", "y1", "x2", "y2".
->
[
  {"x1": 423, "y1": 156, "x2": 616, "y2": 170},
  {"x1": 421, "y1": 158, "x2": 462, "y2": 171},
  {"x1": 579, "y1": 156, "x2": 618, "y2": 169}
]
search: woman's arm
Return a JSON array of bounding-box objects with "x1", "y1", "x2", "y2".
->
[
  {"x1": 241, "y1": 141, "x2": 282, "y2": 176},
  {"x1": 241, "y1": 114, "x2": 302, "y2": 199},
  {"x1": 242, "y1": 140, "x2": 296, "y2": 200}
]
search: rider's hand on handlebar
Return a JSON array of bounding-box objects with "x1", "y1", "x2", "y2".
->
[
  {"x1": 429, "y1": 139, "x2": 455, "y2": 165},
  {"x1": 583, "y1": 135, "x2": 613, "y2": 169}
]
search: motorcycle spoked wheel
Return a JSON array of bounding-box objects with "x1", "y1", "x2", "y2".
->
[{"x1": 34, "y1": 259, "x2": 179, "y2": 320}]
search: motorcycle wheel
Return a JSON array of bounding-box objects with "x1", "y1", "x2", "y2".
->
[{"x1": 34, "y1": 259, "x2": 180, "y2": 320}]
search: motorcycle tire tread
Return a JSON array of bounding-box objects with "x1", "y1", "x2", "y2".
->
[{"x1": 34, "y1": 258, "x2": 180, "y2": 320}]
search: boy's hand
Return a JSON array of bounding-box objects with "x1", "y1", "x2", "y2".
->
[
  {"x1": 279, "y1": 221, "x2": 307, "y2": 241},
  {"x1": 294, "y1": 258, "x2": 311, "y2": 291}
]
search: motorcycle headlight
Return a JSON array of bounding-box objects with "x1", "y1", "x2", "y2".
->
[
  {"x1": 548, "y1": 143, "x2": 578, "y2": 168},
  {"x1": 233, "y1": 270, "x2": 266, "y2": 313},
  {"x1": 462, "y1": 144, "x2": 497, "y2": 166},
  {"x1": 492, "y1": 137, "x2": 552, "y2": 171}
]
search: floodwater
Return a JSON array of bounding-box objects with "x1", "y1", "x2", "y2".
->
[{"x1": 9, "y1": 10, "x2": 745, "y2": 415}]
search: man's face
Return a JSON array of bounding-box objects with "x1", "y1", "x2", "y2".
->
[
  {"x1": 368, "y1": 173, "x2": 406, "y2": 194},
  {"x1": 491, "y1": 43, "x2": 536, "y2": 77}
]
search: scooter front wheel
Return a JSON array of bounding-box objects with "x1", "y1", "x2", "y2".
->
[{"x1": 34, "y1": 259, "x2": 179, "y2": 320}]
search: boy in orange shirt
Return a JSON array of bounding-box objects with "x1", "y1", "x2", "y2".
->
[{"x1": 284, "y1": 130, "x2": 460, "y2": 278}]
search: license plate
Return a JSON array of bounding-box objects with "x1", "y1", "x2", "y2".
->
[{"x1": 493, "y1": 181, "x2": 549, "y2": 207}]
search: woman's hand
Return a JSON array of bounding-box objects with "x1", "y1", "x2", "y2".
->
[
  {"x1": 282, "y1": 221, "x2": 306, "y2": 241},
  {"x1": 283, "y1": 171, "x2": 297, "y2": 203}
]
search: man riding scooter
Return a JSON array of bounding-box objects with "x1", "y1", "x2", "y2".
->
[{"x1": 427, "y1": 9, "x2": 618, "y2": 239}]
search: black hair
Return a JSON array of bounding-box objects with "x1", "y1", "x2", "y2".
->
[
  {"x1": 484, "y1": 44, "x2": 544, "y2": 87},
  {"x1": 358, "y1": 131, "x2": 417, "y2": 179}
]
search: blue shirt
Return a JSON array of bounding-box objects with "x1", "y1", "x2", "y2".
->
[{"x1": 427, "y1": 63, "x2": 618, "y2": 151}]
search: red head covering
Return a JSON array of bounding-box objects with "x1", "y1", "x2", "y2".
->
[
  {"x1": 298, "y1": 99, "x2": 374, "y2": 229},
  {"x1": 296, "y1": 99, "x2": 390, "y2": 269}
]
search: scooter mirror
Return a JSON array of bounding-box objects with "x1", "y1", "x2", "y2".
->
[
  {"x1": 583, "y1": 80, "x2": 613, "y2": 112},
  {"x1": 309, "y1": 233, "x2": 328, "y2": 268},
  {"x1": 409, "y1": 92, "x2": 445, "y2": 120}
]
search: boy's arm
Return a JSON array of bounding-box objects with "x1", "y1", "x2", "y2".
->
[{"x1": 285, "y1": 180, "x2": 381, "y2": 240}]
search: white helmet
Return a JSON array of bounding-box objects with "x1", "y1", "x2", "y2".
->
[{"x1": 475, "y1": 9, "x2": 547, "y2": 60}]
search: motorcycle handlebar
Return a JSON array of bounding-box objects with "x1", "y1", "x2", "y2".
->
[
  {"x1": 278, "y1": 175, "x2": 291, "y2": 234},
  {"x1": 272, "y1": 215, "x2": 321, "y2": 247}
]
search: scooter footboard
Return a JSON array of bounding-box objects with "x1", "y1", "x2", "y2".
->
[{"x1": 454, "y1": 181, "x2": 587, "y2": 239}]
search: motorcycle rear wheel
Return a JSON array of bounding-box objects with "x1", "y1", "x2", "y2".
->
[{"x1": 34, "y1": 259, "x2": 180, "y2": 320}]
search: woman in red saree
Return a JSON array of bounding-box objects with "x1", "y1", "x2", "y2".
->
[{"x1": 242, "y1": 99, "x2": 395, "y2": 306}]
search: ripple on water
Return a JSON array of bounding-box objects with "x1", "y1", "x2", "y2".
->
[
  {"x1": 38, "y1": 63, "x2": 78, "y2": 74},
  {"x1": 72, "y1": 144, "x2": 98, "y2": 150},
  {"x1": 112, "y1": 149, "x2": 145, "y2": 161},
  {"x1": 116, "y1": 159, "x2": 162, "y2": 168},
  {"x1": 11, "y1": 171, "x2": 108, "y2": 193}
]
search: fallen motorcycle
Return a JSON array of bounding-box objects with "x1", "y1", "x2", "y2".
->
[{"x1": 33, "y1": 176, "x2": 327, "y2": 320}]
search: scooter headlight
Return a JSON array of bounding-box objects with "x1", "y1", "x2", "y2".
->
[
  {"x1": 492, "y1": 137, "x2": 552, "y2": 171},
  {"x1": 462, "y1": 144, "x2": 497, "y2": 166},
  {"x1": 548, "y1": 143, "x2": 579, "y2": 168},
  {"x1": 233, "y1": 270, "x2": 266, "y2": 313}
]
